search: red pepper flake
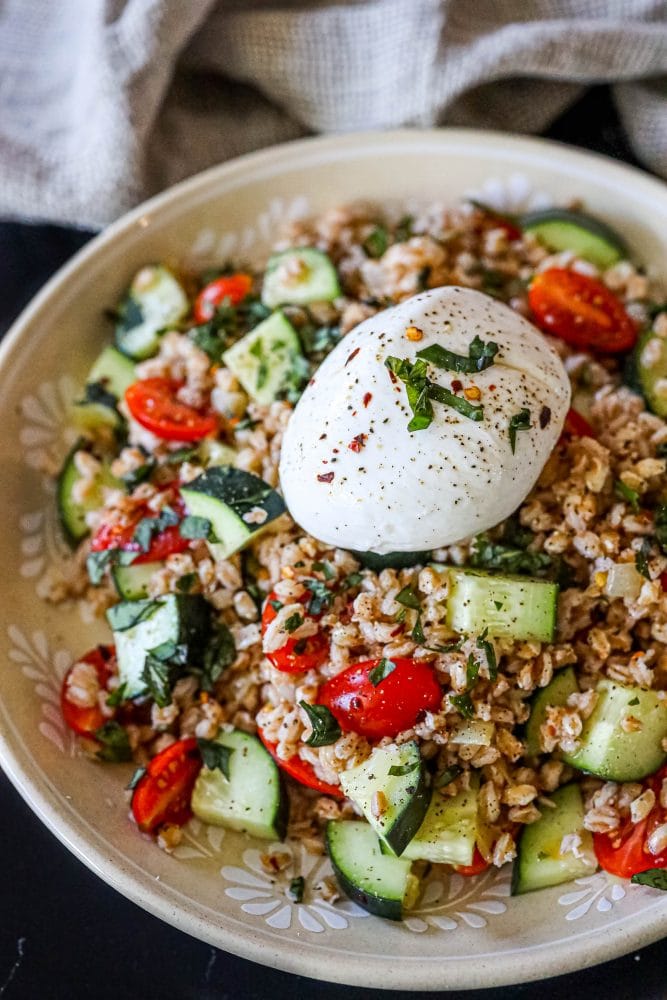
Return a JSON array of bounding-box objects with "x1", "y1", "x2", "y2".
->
[
  {"x1": 451, "y1": 379, "x2": 463, "y2": 393},
  {"x1": 488, "y1": 384, "x2": 496, "y2": 391},
  {"x1": 363, "y1": 392, "x2": 373, "y2": 407},
  {"x1": 345, "y1": 347, "x2": 361, "y2": 366},
  {"x1": 348, "y1": 433, "x2": 367, "y2": 453},
  {"x1": 317, "y1": 472, "x2": 335, "y2": 483},
  {"x1": 387, "y1": 369, "x2": 397, "y2": 384}
]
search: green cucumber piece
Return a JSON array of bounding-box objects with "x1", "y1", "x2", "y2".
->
[
  {"x1": 112, "y1": 561, "x2": 164, "y2": 600},
  {"x1": 198, "y1": 438, "x2": 237, "y2": 468},
  {"x1": 562, "y1": 679, "x2": 667, "y2": 781},
  {"x1": 191, "y1": 729, "x2": 287, "y2": 839},
  {"x1": 107, "y1": 594, "x2": 210, "y2": 698},
  {"x1": 71, "y1": 380, "x2": 124, "y2": 434},
  {"x1": 520, "y1": 209, "x2": 628, "y2": 270},
  {"x1": 446, "y1": 568, "x2": 558, "y2": 643},
  {"x1": 512, "y1": 784, "x2": 595, "y2": 895},
  {"x1": 57, "y1": 443, "x2": 119, "y2": 546},
  {"x1": 180, "y1": 466, "x2": 286, "y2": 560},
  {"x1": 262, "y1": 248, "x2": 341, "y2": 309},
  {"x1": 382, "y1": 774, "x2": 480, "y2": 866},
  {"x1": 326, "y1": 820, "x2": 417, "y2": 921},
  {"x1": 634, "y1": 327, "x2": 667, "y2": 418},
  {"x1": 339, "y1": 742, "x2": 429, "y2": 856},
  {"x1": 525, "y1": 666, "x2": 579, "y2": 757},
  {"x1": 222, "y1": 310, "x2": 305, "y2": 406},
  {"x1": 87, "y1": 345, "x2": 136, "y2": 399},
  {"x1": 352, "y1": 549, "x2": 430, "y2": 572},
  {"x1": 115, "y1": 265, "x2": 189, "y2": 360}
]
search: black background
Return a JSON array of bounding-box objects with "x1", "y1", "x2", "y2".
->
[{"x1": 1, "y1": 87, "x2": 664, "y2": 999}]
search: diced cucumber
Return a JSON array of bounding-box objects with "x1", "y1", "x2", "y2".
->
[
  {"x1": 352, "y1": 549, "x2": 430, "y2": 572},
  {"x1": 71, "y1": 381, "x2": 124, "y2": 434},
  {"x1": 562, "y1": 679, "x2": 667, "y2": 781},
  {"x1": 382, "y1": 774, "x2": 480, "y2": 866},
  {"x1": 57, "y1": 443, "x2": 119, "y2": 546},
  {"x1": 525, "y1": 666, "x2": 579, "y2": 757},
  {"x1": 198, "y1": 438, "x2": 237, "y2": 469},
  {"x1": 180, "y1": 466, "x2": 286, "y2": 560},
  {"x1": 339, "y1": 742, "x2": 429, "y2": 856},
  {"x1": 326, "y1": 820, "x2": 417, "y2": 921},
  {"x1": 634, "y1": 327, "x2": 667, "y2": 418},
  {"x1": 107, "y1": 594, "x2": 210, "y2": 698},
  {"x1": 112, "y1": 561, "x2": 164, "y2": 600},
  {"x1": 520, "y1": 209, "x2": 628, "y2": 270},
  {"x1": 222, "y1": 311, "x2": 305, "y2": 406},
  {"x1": 512, "y1": 784, "x2": 596, "y2": 895},
  {"x1": 115, "y1": 265, "x2": 189, "y2": 360},
  {"x1": 191, "y1": 729, "x2": 287, "y2": 839},
  {"x1": 262, "y1": 248, "x2": 341, "y2": 309},
  {"x1": 446, "y1": 568, "x2": 558, "y2": 643},
  {"x1": 87, "y1": 345, "x2": 136, "y2": 399}
]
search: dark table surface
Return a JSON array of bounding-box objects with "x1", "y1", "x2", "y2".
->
[{"x1": 1, "y1": 87, "x2": 665, "y2": 1000}]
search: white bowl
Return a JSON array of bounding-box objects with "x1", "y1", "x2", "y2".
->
[{"x1": 1, "y1": 129, "x2": 666, "y2": 991}]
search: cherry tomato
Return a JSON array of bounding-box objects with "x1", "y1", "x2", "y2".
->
[
  {"x1": 131, "y1": 737, "x2": 202, "y2": 833},
  {"x1": 319, "y1": 657, "x2": 442, "y2": 741},
  {"x1": 528, "y1": 268, "x2": 637, "y2": 354},
  {"x1": 593, "y1": 766, "x2": 667, "y2": 878},
  {"x1": 455, "y1": 846, "x2": 490, "y2": 877},
  {"x1": 61, "y1": 645, "x2": 116, "y2": 737},
  {"x1": 562, "y1": 407, "x2": 595, "y2": 439},
  {"x1": 90, "y1": 494, "x2": 189, "y2": 565},
  {"x1": 193, "y1": 273, "x2": 253, "y2": 324},
  {"x1": 261, "y1": 589, "x2": 329, "y2": 674},
  {"x1": 125, "y1": 378, "x2": 218, "y2": 442},
  {"x1": 257, "y1": 728, "x2": 344, "y2": 799}
]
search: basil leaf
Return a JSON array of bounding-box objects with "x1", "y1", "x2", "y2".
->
[
  {"x1": 385, "y1": 356, "x2": 434, "y2": 431},
  {"x1": 388, "y1": 760, "x2": 419, "y2": 777},
  {"x1": 194, "y1": 625, "x2": 236, "y2": 693},
  {"x1": 142, "y1": 654, "x2": 177, "y2": 708},
  {"x1": 299, "y1": 322, "x2": 341, "y2": 357},
  {"x1": 466, "y1": 653, "x2": 480, "y2": 689},
  {"x1": 450, "y1": 692, "x2": 475, "y2": 719},
  {"x1": 189, "y1": 323, "x2": 228, "y2": 363},
  {"x1": 79, "y1": 380, "x2": 119, "y2": 410},
  {"x1": 312, "y1": 560, "x2": 335, "y2": 580},
  {"x1": 470, "y1": 533, "x2": 557, "y2": 579},
  {"x1": 411, "y1": 614, "x2": 425, "y2": 644},
  {"x1": 417, "y1": 336, "x2": 499, "y2": 374},
  {"x1": 508, "y1": 409, "x2": 531, "y2": 454},
  {"x1": 107, "y1": 599, "x2": 162, "y2": 633},
  {"x1": 269, "y1": 599, "x2": 284, "y2": 612},
  {"x1": 363, "y1": 225, "x2": 389, "y2": 259},
  {"x1": 121, "y1": 452, "x2": 156, "y2": 490},
  {"x1": 86, "y1": 549, "x2": 119, "y2": 585},
  {"x1": 94, "y1": 721, "x2": 132, "y2": 763},
  {"x1": 167, "y1": 445, "x2": 199, "y2": 464},
  {"x1": 615, "y1": 480, "x2": 640, "y2": 512},
  {"x1": 288, "y1": 875, "x2": 305, "y2": 903},
  {"x1": 300, "y1": 701, "x2": 341, "y2": 747},
  {"x1": 133, "y1": 506, "x2": 180, "y2": 553},
  {"x1": 301, "y1": 578, "x2": 333, "y2": 616},
  {"x1": 395, "y1": 584, "x2": 421, "y2": 610},
  {"x1": 368, "y1": 658, "x2": 397, "y2": 686},
  {"x1": 476, "y1": 628, "x2": 498, "y2": 681},
  {"x1": 428, "y1": 383, "x2": 484, "y2": 420},
  {"x1": 434, "y1": 764, "x2": 463, "y2": 788},
  {"x1": 176, "y1": 572, "x2": 197, "y2": 593},
  {"x1": 631, "y1": 868, "x2": 667, "y2": 891},
  {"x1": 179, "y1": 515, "x2": 213, "y2": 540},
  {"x1": 343, "y1": 572, "x2": 363, "y2": 588},
  {"x1": 635, "y1": 537, "x2": 652, "y2": 579},
  {"x1": 197, "y1": 738, "x2": 234, "y2": 779},
  {"x1": 106, "y1": 682, "x2": 128, "y2": 708},
  {"x1": 126, "y1": 766, "x2": 146, "y2": 790},
  {"x1": 284, "y1": 612, "x2": 304, "y2": 634},
  {"x1": 654, "y1": 503, "x2": 667, "y2": 553}
]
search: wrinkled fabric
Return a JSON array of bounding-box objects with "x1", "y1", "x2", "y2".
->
[{"x1": 0, "y1": 0, "x2": 666, "y2": 227}]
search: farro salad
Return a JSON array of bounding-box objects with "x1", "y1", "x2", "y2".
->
[{"x1": 48, "y1": 198, "x2": 667, "y2": 919}]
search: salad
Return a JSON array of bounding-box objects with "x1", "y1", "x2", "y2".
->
[{"x1": 49, "y1": 198, "x2": 667, "y2": 919}]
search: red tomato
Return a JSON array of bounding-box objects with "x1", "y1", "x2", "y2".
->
[
  {"x1": 528, "y1": 268, "x2": 637, "y2": 354},
  {"x1": 193, "y1": 273, "x2": 253, "y2": 324},
  {"x1": 131, "y1": 738, "x2": 202, "y2": 833},
  {"x1": 258, "y1": 728, "x2": 344, "y2": 799},
  {"x1": 455, "y1": 846, "x2": 490, "y2": 877},
  {"x1": 61, "y1": 645, "x2": 116, "y2": 737},
  {"x1": 261, "y1": 589, "x2": 329, "y2": 674},
  {"x1": 593, "y1": 767, "x2": 667, "y2": 878},
  {"x1": 319, "y1": 657, "x2": 442, "y2": 741},
  {"x1": 90, "y1": 494, "x2": 189, "y2": 565},
  {"x1": 125, "y1": 378, "x2": 218, "y2": 442},
  {"x1": 562, "y1": 407, "x2": 595, "y2": 439}
]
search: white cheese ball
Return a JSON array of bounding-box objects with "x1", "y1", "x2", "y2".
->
[{"x1": 279, "y1": 286, "x2": 571, "y2": 554}]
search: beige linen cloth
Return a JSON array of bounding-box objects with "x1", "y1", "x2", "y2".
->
[{"x1": 1, "y1": 0, "x2": 666, "y2": 228}]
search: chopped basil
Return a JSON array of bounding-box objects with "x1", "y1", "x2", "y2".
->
[
  {"x1": 288, "y1": 875, "x2": 305, "y2": 903},
  {"x1": 385, "y1": 356, "x2": 434, "y2": 431},
  {"x1": 188, "y1": 323, "x2": 228, "y2": 363},
  {"x1": 299, "y1": 701, "x2": 341, "y2": 747},
  {"x1": 635, "y1": 537, "x2": 652, "y2": 579},
  {"x1": 299, "y1": 322, "x2": 341, "y2": 357},
  {"x1": 120, "y1": 450, "x2": 155, "y2": 490},
  {"x1": 312, "y1": 560, "x2": 335, "y2": 580},
  {"x1": 343, "y1": 571, "x2": 363, "y2": 588},
  {"x1": 368, "y1": 658, "x2": 397, "y2": 686},
  {"x1": 86, "y1": 549, "x2": 119, "y2": 585},
  {"x1": 450, "y1": 692, "x2": 474, "y2": 719},
  {"x1": 179, "y1": 515, "x2": 213, "y2": 540},
  {"x1": 417, "y1": 336, "x2": 499, "y2": 375},
  {"x1": 197, "y1": 738, "x2": 234, "y2": 779},
  {"x1": 466, "y1": 653, "x2": 480, "y2": 689},
  {"x1": 166, "y1": 445, "x2": 199, "y2": 464},
  {"x1": 269, "y1": 599, "x2": 284, "y2": 612},
  {"x1": 428, "y1": 383, "x2": 484, "y2": 421},
  {"x1": 654, "y1": 504, "x2": 667, "y2": 553},
  {"x1": 471, "y1": 533, "x2": 557, "y2": 579},
  {"x1": 301, "y1": 578, "x2": 333, "y2": 616},
  {"x1": 133, "y1": 506, "x2": 180, "y2": 553},
  {"x1": 126, "y1": 766, "x2": 147, "y2": 790},
  {"x1": 631, "y1": 868, "x2": 667, "y2": 891},
  {"x1": 411, "y1": 614, "x2": 426, "y2": 644},
  {"x1": 508, "y1": 409, "x2": 531, "y2": 454},
  {"x1": 395, "y1": 584, "x2": 421, "y2": 610},
  {"x1": 142, "y1": 641, "x2": 187, "y2": 707},
  {"x1": 176, "y1": 572, "x2": 197, "y2": 593},
  {"x1": 427, "y1": 638, "x2": 464, "y2": 654},
  {"x1": 107, "y1": 599, "x2": 162, "y2": 633},
  {"x1": 628, "y1": 696, "x2": 640, "y2": 706},
  {"x1": 284, "y1": 612, "x2": 304, "y2": 634},
  {"x1": 388, "y1": 760, "x2": 419, "y2": 777},
  {"x1": 106, "y1": 682, "x2": 128, "y2": 708},
  {"x1": 94, "y1": 721, "x2": 132, "y2": 763},
  {"x1": 363, "y1": 225, "x2": 389, "y2": 259},
  {"x1": 233, "y1": 417, "x2": 260, "y2": 432},
  {"x1": 79, "y1": 380, "x2": 119, "y2": 410},
  {"x1": 434, "y1": 764, "x2": 463, "y2": 788},
  {"x1": 615, "y1": 480, "x2": 640, "y2": 512},
  {"x1": 476, "y1": 628, "x2": 498, "y2": 681},
  {"x1": 193, "y1": 625, "x2": 236, "y2": 693}
]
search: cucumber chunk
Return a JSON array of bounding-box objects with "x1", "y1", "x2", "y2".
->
[
  {"x1": 520, "y1": 209, "x2": 628, "y2": 270},
  {"x1": 562, "y1": 679, "x2": 667, "y2": 781},
  {"x1": 87, "y1": 345, "x2": 136, "y2": 399},
  {"x1": 222, "y1": 310, "x2": 305, "y2": 406},
  {"x1": 446, "y1": 568, "x2": 558, "y2": 643},
  {"x1": 634, "y1": 327, "x2": 667, "y2": 418},
  {"x1": 262, "y1": 248, "x2": 341, "y2": 309},
  {"x1": 112, "y1": 561, "x2": 164, "y2": 600},
  {"x1": 512, "y1": 784, "x2": 596, "y2": 895},
  {"x1": 339, "y1": 742, "x2": 429, "y2": 856},
  {"x1": 115, "y1": 265, "x2": 189, "y2": 360},
  {"x1": 180, "y1": 466, "x2": 286, "y2": 560},
  {"x1": 382, "y1": 774, "x2": 480, "y2": 866},
  {"x1": 326, "y1": 820, "x2": 417, "y2": 921},
  {"x1": 525, "y1": 666, "x2": 579, "y2": 757},
  {"x1": 107, "y1": 594, "x2": 210, "y2": 698},
  {"x1": 71, "y1": 380, "x2": 124, "y2": 434},
  {"x1": 198, "y1": 438, "x2": 237, "y2": 469},
  {"x1": 191, "y1": 729, "x2": 287, "y2": 839},
  {"x1": 57, "y1": 443, "x2": 119, "y2": 546},
  {"x1": 352, "y1": 549, "x2": 430, "y2": 572}
]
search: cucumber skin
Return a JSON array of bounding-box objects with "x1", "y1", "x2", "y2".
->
[
  {"x1": 326, "y1": 821, "x2": 407, "y2": 921},
  {"x1": 525, "y1": 666, "x2": 579, "y2": 757},
  {"x1": 387, "y1": 765, "x2": 431, "y2": 857},
  {"x1": 520, "y1": 209, "x2": 628, "y2": 269},
  {"x1": 634, "y1": 328, "x2": 667, "y2": 419},
  {"x1": 57, "y1": 442, "x2": 89, "y2": 547}
]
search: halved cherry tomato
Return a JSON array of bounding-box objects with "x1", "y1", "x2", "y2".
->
[
  {"x1": 131, "y1": 737, "x2": 202, "y2": 833},
  {"x1": 455, "y1": 846, "x2": 490, "y2": 877},
  {"x1": 90, "y1": 493, "x2": 189, "y2": 564},
  {"x1": 61, "y1": 645, "x2": 116, "y2": 737},
  {"x1": 528, "y1": 268, "x2": 637, "y2": 354},
  {"x1": 319, "y1": 657, "x2": 442, "y2": 741},
  {"x1": 562, "y1": 407, "x2": 595, "y2": 439},
  {"x1": 261, "y1": 589, "x2": 329, "y2": 674},
  {"x1": 593, "y1": 766, "x2": 667, "y2": 878},
  {"x1": 125, "y1": 378, "x2": 218, "y2": 442},
  {"x1": 193, "y1": 273, "x2": 253, "y2": 324},
  {"x1": 257, "y1": 728, "x2": 344, "y2": 799}
]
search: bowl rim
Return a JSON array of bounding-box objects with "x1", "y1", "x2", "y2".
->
[{"x1": 1, "y1": 127, "x2": 666, "y2": 990}]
